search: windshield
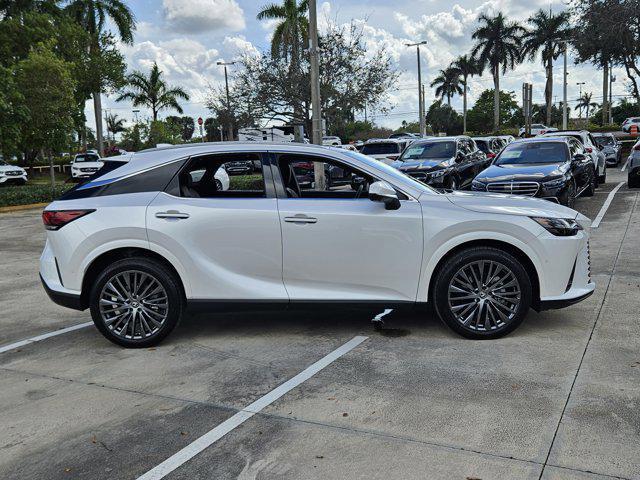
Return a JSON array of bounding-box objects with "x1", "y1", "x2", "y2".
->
[
  {"x1": 74, "y1": 154, "x2": 101, "y2": 162},
  {"x1": 594, "y1": 136, "x2": 614, "y2": 146},
  {"x1": 361, "y1": 143, "x2": 400, "y2": 155},
  {"x1": 495, "y1": 142, "x2": 568, "y2": 165},
  {"x1": 399, "y1": 141, "x2": 455, "y2": 161},
  {"x1": 474, "y1": 140, "x2": 490, "y2": 154}
]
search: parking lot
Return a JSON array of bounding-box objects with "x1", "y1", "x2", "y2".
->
[{"x1": 0, "y1": 165, "x2": 638, "y2": 480}]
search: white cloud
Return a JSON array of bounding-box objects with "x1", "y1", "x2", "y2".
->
[
  {"x1": 222, "y1": 35, "x2": 261, "y2": 59},
  {"x1": 162, "y1": 0, "x2": 245, "y2": 33}
]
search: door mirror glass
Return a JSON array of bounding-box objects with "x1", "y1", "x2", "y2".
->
[
  {"x1": 369, "y1": 180, "x2": 401, "y2": 210},
  {"x1": 573, "y1": 153, "x2": 588, "y2": 163}
]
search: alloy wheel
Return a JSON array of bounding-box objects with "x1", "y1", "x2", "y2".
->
[
  {"x1": 447, "y1": 260, "x2": 521, "y2": 331},
  {"x1": 99, "y1": 270, "x2": 169, "y2": 340}
]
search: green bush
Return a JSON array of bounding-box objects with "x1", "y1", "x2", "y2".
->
[
  {"x1": 229, "y1": 174, "x2": 264, "y2": 191},
  {"x1": 0, "y1": 183, "x2": 72, "y2": 208}
]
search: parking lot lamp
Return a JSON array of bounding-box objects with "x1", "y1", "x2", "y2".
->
[
  {"x1": 576, "y1": 82, "x2": 585, "y2": 120},
  {"x1": 217, "y1": 61, "x2": 236, "y2": 141},
  {"x1": 309, "y1": 0, "x2": 325, "y2": 190},
  {"x1": 561, "y1": 41, "x2": 568, "y2": 129},
  {"x1": 406, "y1": 41, "x2": 427, "y2": 137}
]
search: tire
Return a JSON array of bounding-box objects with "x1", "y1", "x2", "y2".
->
[
  {"x1": 448, "y1": 176, "x2": 459, "y2": 191},
  {"x1": 432, "y1": 247, "x2": 532, "y2": 339},
  {"x1": 629, "y1": 173, "x2": 640, "y2": 188},
  {"x1": 583, "y1": 167, "x2": 596, "y2": 197},
  {"x1": 559, "y1": 179, "x2": 576, "y2": 208},
  {"x1": 598, "y1": 163, "x2": 607, "y2": 184},
  {"x1": 215, "y1": 179, "x2": 223, "y2": 191},
  {"x1": 89, "y1": 257, "x2": 184, "y2": 348}
]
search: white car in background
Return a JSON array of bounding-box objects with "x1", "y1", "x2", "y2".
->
[
  {"x1": 71, "y1": 153, "x2": 104, "y2": 180},
  {"x1": 360, "y1": 138, "x2": 413, "y2": 164},
  {"x1": 519, "y1": 124, "x2": 558, "y2": 137},
  {"x1": 40, "y1": 143, "x2": 594, "y2": 347},
  {"x1": 542, "y1": 130, "x2": 607, "y2": 184},
  {"x1": 621, "y1": 117, "x2": 640, "y2": 133},
  {"x1": 322, "y1": 136, "x2": 342, "y2": 146},
  {"x1": 0, "y1": 161, "x2": 27, "y2": 185}
]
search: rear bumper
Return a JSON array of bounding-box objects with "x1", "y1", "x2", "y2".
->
[{"x1": 40, "y1": 274, "x2": 85, "y2": 311}]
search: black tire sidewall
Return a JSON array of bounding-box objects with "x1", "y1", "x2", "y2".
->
[
  {"x1": 89, "y1": 257, "x2": 183, "y2": 348},
  {"x1": 433, "y1": 247, "x2": 532, "y2": 339}
]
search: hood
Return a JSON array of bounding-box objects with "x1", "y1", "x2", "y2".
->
[
  {"x1": 444, "y1": 189, "x2": 579, "y2": 219},
  {"x1": 395, "y1": 157, "x2": 453, "y2": 171},
  {"x1": 476, "y1": 162, "x2": 568, "y2": 182}
]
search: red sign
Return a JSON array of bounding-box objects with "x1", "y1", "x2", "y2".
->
[{"x1": 197, "y1": 117, "x2": 203, "y2": 125}]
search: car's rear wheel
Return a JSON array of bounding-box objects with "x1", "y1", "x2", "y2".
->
[
  {"x1": 433, "y1": 247, "x2": 532, "y2": 339},
  {"x1": 583, "y1": 167, "x2": 596, "y2": 197},
  {"x1": 629, "y1": 171, "x2": 640, "y2": 188},
  {"x1": 598, "y1": 164, "x2": 607, "y2": 184},
  {"x1": 559, "y1": 179, "x2": 576, "y2": 208},
  {"x1": 89, "y1": 257, "x2": 184, "y2": 348}
]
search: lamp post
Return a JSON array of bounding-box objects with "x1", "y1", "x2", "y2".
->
[
  {"x1": 406, "y1": 41, "x2": 427, "y2": 137},
  {"x1": 576, "y1": 82, "x2": 585, "y2": 120},
  {"x1": 132, "y1": 109, "x2": 140, "y2": 124},
  {"x1": 216, "y1": 61, "x2": 236, "y2": 140},
  {"x1": 561, "y1": 41, "x2": 568, "y2": 129}
]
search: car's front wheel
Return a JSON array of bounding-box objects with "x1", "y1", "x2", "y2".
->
[
  {"x1": 89, "y1": 257, "x2": 184, "y2": 348},
  {"x1": 433, "y1": 247, "x2": 532, "y2": 339}
]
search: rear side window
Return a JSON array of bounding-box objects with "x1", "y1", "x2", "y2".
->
[
  {"x1": 175, "y1": 153, "x2": 265, "y2": 198},
  {"x1": 60, "y1": 159, "x2": 185, "y2": 200}
]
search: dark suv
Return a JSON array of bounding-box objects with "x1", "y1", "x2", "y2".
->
[{"x1": 391, "y1": 136, "x2": 488, "y2": 190}]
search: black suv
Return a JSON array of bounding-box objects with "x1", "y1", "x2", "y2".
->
[
  {"x1": 472, "y1": 137, "x2": 596, "y2": 207},
  {"x1": 391, "y1": 136, "x2": 488, "y2": 190}
]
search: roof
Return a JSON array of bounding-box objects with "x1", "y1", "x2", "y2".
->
[
  {"x1": 364, "y1": 138, "x2": 411, "y2": 144},
  {"x1": 510, "y1": 136, "x2": 570, "y2": 145}
]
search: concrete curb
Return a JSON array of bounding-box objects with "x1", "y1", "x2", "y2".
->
[{"x1": 0, "y1": 202, "x2": 47, "y2": 214}]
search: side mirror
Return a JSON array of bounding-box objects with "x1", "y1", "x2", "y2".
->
[
  {"x1": 573, "y1": 153, "x2": 588, "y2": 163},
  {"x1": 369, "y1": 180, "x2": 401, "y2": 210}
]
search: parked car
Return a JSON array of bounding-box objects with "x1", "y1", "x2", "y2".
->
[
  {"x1": 40, "y1": 142, "x2": 594, "y2": 346},
  {"x1": 621, "y1": 117, "x2": 640, "y2": 133},
  {"x1": 389, "y1": 132, "x2": 420, "y2": 139},
  {"x1": 472, "y1": 136, "x2": 503, "y2": 161},
  {"x1": 391, "y1": 136, "x2": 488, "y2": 190},
  {"x1": 472, "y1": 137, "x2": 596, "y2": 207},
  {"x1": 322, "y1": 136, "x2": 342, "y2": 146},
  {"x1": 592, "y1": 132, "x2": 622, "y2": 166},
  {"x1": 628, "y1": 139, "x2": 640, "y2": 188},
  {"x1": 360, "y1": 138, "x2": 412, "y2": 164},
  {"x1": 519, "y1": 124, "x2": 558, "y2": 137},
  {"x1": 0, "y1": 161, "x2": 27, "y2": 185},
  {"x1": 541, "y1": 130, "x2": 607, "y2": 184},
  {"x1": 71, "y1": 153, "x2": 103, "y2": 180},
  {"x1": 223, "y1": 158, "x2": 254, "y2": 175},
  {"x1": 497, "y1": 135, "x2": 516, "y2": 145}
]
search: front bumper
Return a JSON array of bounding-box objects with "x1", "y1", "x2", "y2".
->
[{"x1": 0, "y1": 174, "x2": 27, "y2": 184}]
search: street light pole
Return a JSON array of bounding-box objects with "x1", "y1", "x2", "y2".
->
[
  {"x1": 562, "y1": 42, "x2": 568, "y2": 130},
  {"x1": 609, "y1": 65, "x2": 615, "y2": 125},
  {"x1": 576, "y1": 82, "x2": 585, "y2": 120},
  {"x1": 309, "y1": 0, "x2": 325, "y2": 190},
  {"x1": 406, "y1": 41, "x2": 427, "y2": 136},
  {"x1": 217, "y1": 61, "x2": 236, "y2": 141}
]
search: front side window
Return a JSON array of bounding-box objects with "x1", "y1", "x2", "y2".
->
[
  {"x1": 276, "y1": 154, "x2": 375, "y2": 199},
  {"x1": 495, "y1": 142, "x2": 569, "y2": 165},
  {"x1": 475, "y1": 140, "x2": 489, "y2": 154},
  {"x1": 179, "y1": 153, "x2": 265, "y2": 198}
]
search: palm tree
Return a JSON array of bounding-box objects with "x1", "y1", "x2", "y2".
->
[
  {"x1": 430, "y1": 68, "x2": 463, "y2": 106},
  {"x1": 576, "y1": 92, "x2": 598, "y2": 121},
  {"x1": 64, "y1": 0, "x2": 136, "y2": 156},
  {"x1": 522, "y1": 9, "x2": 571, "y2": 127},
  {"x1": 105, "y1": 113, "x2": 125, "y2": 141},
  {"x1": 451, "y1": 55, "x2": 482, "y2": 133},
  {"x1": 117, "y1": 63, "x2": 190, "y2": 121},
  {"x1": 471, "y1": 13, "x2": 525, "y2": 131},
  {"x1": 257, "y1": 0, "x2": 309, "y2": 63}
]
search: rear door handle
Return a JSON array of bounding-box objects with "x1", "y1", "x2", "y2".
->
[
  {"x1": 284, "y1": 214, "x2": 317, "y2": 224},
  {"x1": 155, "y1": 210, "x2": 190, "y2": 219}
]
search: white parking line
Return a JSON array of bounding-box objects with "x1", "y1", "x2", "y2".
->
[
  {"x1": 592, "y1": 182, "x2": 625, "y2": 229},
  {"x1": 137, "y1": 335, "x2": 369, "y2": 480},
  {"x1": 0, "y1": 322, "x2": 93, "y2": 354},
  {"x1": 621, "y1": 158, "x2": 629, "y2": 172}
]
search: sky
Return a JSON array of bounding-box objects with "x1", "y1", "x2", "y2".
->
[{"x1": 90, "y1": 0, "x2": 632, "y2": 134}]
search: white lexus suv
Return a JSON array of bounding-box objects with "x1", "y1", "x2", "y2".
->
[{"x1": 40, "y1": 143, "x2": 595, "y2": 347}]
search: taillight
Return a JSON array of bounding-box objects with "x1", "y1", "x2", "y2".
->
[
  {"x1": 487, "y1": 153, "x2": 496, "y2": 159},
  {"x1": 585, "y1": 147, "x2": 593, "y2": 153},
  {"x1": 634, "y1": 144, "x2": 640, "y2": 151},
  {"x1": 42, "y1": 210, "x2": 95, "y2": 231}
]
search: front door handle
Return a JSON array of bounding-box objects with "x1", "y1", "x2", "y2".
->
[
  {"x1": 284, "y1": 214, "x2": 317, "y2": 224},
  {"x1": 155, "y1": 210, "x2": 190, "y2": 219}
]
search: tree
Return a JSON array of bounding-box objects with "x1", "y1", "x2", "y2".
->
[
  {"x1": 16, "y1": 45, "x2": 76, "y2": 191},
  {"x1": 117, "y1": 63, "x2": 190, "y2": 121},
  {"x1": 0, "y1": 66, "x2": 28, "y2": 159},
  {"x1": 451, "y1": 55, "x2": 482, "y2": 133},
  {"x1": 105, "y1": 112, "x2": 125, "y2": 141},
  {"x1": 119, "y1": 122, "x2": 147, "y2": 152},
  {"x1": 522, "y1": 9, "x2": 571, "y2": 126},
  {"x1": 471, "y1": 13, "x2": 525, "y2": 131},
  {"x1": 466, "y1": 89, "x2": 521, "y2": 133},
  {"x1": 204, "y1": 117, "x2": 222, "y2": 141},
  {"x1": 426, "y1": 100, "x2": 463, "y2": 135},
  {"x1": 208, "y1": 21, "x2": 398, "y2": 136},
  {"x1": 166, "y1": 116, "x2": 196, "y2": 142},
  {"x1": 257, "y1": 0, "x2": 308, "y2": 63},
  {"x1": 64, "y1": 0, "x2": 135, "y2": 156},
  {"x1": 430, "y1": 68, "x2": 463, "y2": 106},
  {"x1": 576, "y1": 92, "x2": 598, "y2": 121}
]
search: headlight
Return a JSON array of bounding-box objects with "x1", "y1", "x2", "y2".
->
[
  {"x1": 472, "y1": 180, "x2": 486, "y2": 190},
  {"x1": 543, "y1": 177, "x2": 566, "y2": 188},
  {"x1": 531, "y1": 217, "x2": 583, "y2": 236}
]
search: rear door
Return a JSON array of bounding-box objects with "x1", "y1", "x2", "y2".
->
[
  {"x1": 271, "y1": 152, "x2": 423, "y2": 302},
  {"x1": 146, "y1": 151, "x2": 288, "y2": 301}
]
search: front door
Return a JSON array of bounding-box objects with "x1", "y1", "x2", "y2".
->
[
  {"x1": 146, "y1": 151, "x2": 288, "y2": 301},
  {"x1": 272, "y1": 152, "x2": 423, "y2": 302}
]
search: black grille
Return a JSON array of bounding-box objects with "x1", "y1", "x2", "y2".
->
[
  {"x1": 486, "y1": 181, "x2": 539, "y2": 196},
  {"x1": 5, "y1": 171, "x2": 22, "y2": 176}
]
